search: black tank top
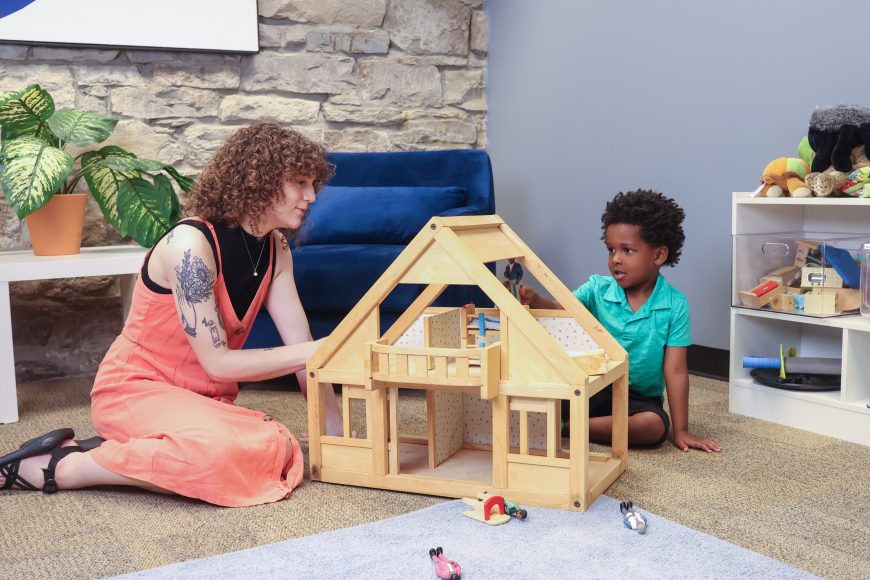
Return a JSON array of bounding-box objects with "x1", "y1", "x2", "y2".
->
[{"x1": 141, "y1": 219, "x2": 276, "y2": 321}]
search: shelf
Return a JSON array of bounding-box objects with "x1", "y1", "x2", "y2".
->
[
  {"x1": 731, "y1": 192, "x2": 870, "y2": 446},
  {"x1": 732, "y1": 377, "x2": 861, "y2": 410},
  {"x1": 733, "y1": 307, "x2": 870, "y2": 331},
  {"x1": 734, "y1": 193, "x2": 870, "y2": 207},
  {"x1": 730, "y1": 377, "x2": 870, "y2": 446}
]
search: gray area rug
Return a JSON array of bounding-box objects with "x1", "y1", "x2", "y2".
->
[{"x1": 116, "y1": 496, "x2": 814, "y2": 580}]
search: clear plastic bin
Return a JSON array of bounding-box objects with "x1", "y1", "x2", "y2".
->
[{"x1": 732, "y1": 233, "x2": 865, "y2": 317}]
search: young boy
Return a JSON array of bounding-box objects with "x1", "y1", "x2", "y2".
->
[{"x1": 521, "y1": 190, "x2": 721, "y2": 453}]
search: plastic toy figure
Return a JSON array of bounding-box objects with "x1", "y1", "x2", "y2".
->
[
  {"x1": 620, "y1": 500, "x2": 648, "y2": 534},
  {"x1": 504, "y1": 258, "x2": 523, "y2": 299},
  {"x1": 504, "y1": 499, "x2": 528, "y2": 519},
  {"x1": 429, "y1": 547, "x2": 461, "y2": 579}
]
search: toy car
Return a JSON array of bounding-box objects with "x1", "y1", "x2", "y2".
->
[{"x1": 429, "y1": 546, "x2": 461, "y2": 579}]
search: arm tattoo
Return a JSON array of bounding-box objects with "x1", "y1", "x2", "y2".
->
[
  {"x1": 174, "y1": 249, "x2": 215, "y2": 337},
  {"x1": 215, "y1": 304, "x2": 225, "y2": 330},
  {"x1": 202, "y1": 317, "x2": 227, "y2": 348}
]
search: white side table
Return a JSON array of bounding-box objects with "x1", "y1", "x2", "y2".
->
[{"x1": 0, "y1": 245, "x2": 147, "y2": 424}]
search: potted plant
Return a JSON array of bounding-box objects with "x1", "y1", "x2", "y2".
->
[{"x1": 0, "y1": 84, "x2": 192, "y2": 254}]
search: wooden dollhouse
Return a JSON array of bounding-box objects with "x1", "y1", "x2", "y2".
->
[{"x1": 305, "y1": 216, "x2": 629, "y2": 511}]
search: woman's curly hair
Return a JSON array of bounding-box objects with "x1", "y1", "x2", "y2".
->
[
  {"x1": 185, "y1": 123, "x2": 334, "y2": 234},
  {"x1": 601, "y1": 189, "x2": 685, "y2": 266}
]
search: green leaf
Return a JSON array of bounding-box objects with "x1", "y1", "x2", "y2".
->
[
  {"x1": 163, "y1": 165, "x2": 194, "y2": 192},
  {"x1": 119, "y1": 174, "x2": 175, "y2": 247},
  {"x1": 48, "y1": 109, "x2": 118, "y2": 147},
  {"x1": 169, "y1": 188, "x2": 183, "y2": 223},
  {"x1": 0, "y1": 90, "x2": 16, "y2": 107},
  {"x1": 81, "y1": 146, "x2": 139, "y2": 236},
  {"x1": 130, "y1": 157, "x2": 169, "y2": 172},
  {"x1": 0, "y1": 136, "x2": 73, "y2": 219},
  {"x1": 103, "y1": 155, "x2": 165, "y2": 173},
  {"x1": 0, "y1": 85, "x2": 57, "y2": 144}
]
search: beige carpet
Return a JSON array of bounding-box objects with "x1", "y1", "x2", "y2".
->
[{"x1": 1, "y1": 375, "x2": 868, "y2": 579}]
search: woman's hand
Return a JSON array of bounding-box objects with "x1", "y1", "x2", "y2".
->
[{"x1": 297, "y1": 337, "x2": 327, "y2": 361}]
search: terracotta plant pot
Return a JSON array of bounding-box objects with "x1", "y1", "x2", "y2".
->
[{"x1": 25, "y1": 193, "x2": 89, "y2": 256}]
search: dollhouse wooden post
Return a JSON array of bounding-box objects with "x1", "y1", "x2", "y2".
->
[
  {"x1": 388, "y1": 387, "x2": 400, "y2": 474},
  {"x1": 492, "y1": 394, "x2": 509, "y2": 488},
  {"x1": 569, "y1": 387, "x2": 589, "y2": 511},
  {"x1": 611, "y1": 372, "x2": 629, "y2": 459},
  {"x1": 371, "y1": 387, "x2": 389, "y2": 475},
  {"x1": 307, "y1": 371, "x2": 324, "y2": 481}
]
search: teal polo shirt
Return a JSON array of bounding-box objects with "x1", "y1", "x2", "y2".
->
[{"x1": 572, "y1": 274, "x2": 692, "y2": 399}]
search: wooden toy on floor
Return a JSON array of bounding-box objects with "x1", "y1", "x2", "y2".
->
[
  {"x1": 306, "y1": 216, "x2": 629, "y2": 512},
  {"x1": 462, "y1": 491, "x2": 511, "y2": 525}
]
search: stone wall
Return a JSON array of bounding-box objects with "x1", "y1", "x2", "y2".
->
[{"x1": 0, "y1": 0, "x2": 487, "y2": 381}]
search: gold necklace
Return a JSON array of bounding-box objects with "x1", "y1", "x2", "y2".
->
[{"x1": 240, "y1": 230, "x2": 266, "y2": 277}]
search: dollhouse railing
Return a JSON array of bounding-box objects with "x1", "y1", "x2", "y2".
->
[{"x1": 365, "y1": 339, "x2": 500, "y2": 399}]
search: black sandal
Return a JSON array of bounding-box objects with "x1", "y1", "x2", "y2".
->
[
  {"x1": 75, "y1": 436, "x2": 106, "y2": 451},
  {"x1": 0, "y1": 427, "x2": 84, "y2": 493}
]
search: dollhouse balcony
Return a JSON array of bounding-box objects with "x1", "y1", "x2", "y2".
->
[{"x1": 365, "y1": 339, "x2": 500, "y2": 400}]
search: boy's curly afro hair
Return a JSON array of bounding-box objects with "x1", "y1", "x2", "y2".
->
[{"x1": 601, "y1": 189, "x2": 685, "y2": 266}]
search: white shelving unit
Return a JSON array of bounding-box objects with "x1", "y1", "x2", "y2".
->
[{"x1": 730, "y1": 193, "x2": 870, "y2": 446}]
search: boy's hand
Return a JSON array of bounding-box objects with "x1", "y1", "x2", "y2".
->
[
  {"x1": 517, "y1": 284, "x2": 537, "y2": 306},
  {"x1": 518, "y1": 285, "x2": 562, "y2": 309},
  {"x1": 673, "y1": 430, "x2": 722, "y2": 453}
]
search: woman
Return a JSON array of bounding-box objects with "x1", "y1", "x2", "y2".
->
[{"x1": 0, "y1": 123, "x2": 343, "y2": 506}]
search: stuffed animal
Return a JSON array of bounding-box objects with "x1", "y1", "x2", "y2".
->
[
  {"x1": 807, "y1": 105, "x2": 870, "y2": 173},
  {"x1": 759, "y1": 157, "x2": 811, "y2": 197},
  {"x1": 839, "y1": 167, "x2": 870, "y2": 197},
  {"x1": 804, "y1": 171, "x2": 848, "y2": 197}
]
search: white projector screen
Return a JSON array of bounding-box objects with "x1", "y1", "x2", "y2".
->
[{"x1": 0, "y1": 0, "x2": 259, "y2": 53}]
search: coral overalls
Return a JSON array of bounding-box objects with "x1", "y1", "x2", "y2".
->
[{"x1": 89, "y1": 218, "x2": 304, "y2": 507}]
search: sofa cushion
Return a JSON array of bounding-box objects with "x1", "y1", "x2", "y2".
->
[
  {"x1": 298, "y1": 185, "x2": 467, "y2": 245},
  {"x1": 291, "y1": 244, "x2": 425, "y2": 313}
]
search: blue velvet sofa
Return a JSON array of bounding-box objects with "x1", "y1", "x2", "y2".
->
[{"x1": 245, "y1": 149, "x2": 495, "y2": 348}]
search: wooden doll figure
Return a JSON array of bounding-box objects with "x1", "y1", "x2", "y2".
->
[{"x1": 504, "y1": 258, "x2": 523, "y2": 299}]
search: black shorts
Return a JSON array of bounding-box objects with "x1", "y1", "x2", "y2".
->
[{"x1": 561, "y1": 386, "x2": 671, "y2": 447}]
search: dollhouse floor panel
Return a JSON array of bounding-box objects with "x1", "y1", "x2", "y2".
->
[{"x1": 397, "y1": 442, "x2": 492, "y2": 484}]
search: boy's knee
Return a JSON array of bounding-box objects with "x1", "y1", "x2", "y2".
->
[{"x1": 629, "y1": 412, "x2": 668, "y2": 446}]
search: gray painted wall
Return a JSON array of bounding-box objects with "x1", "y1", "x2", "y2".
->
[{"x1": 487, "y1": 1, "x2": 870, "y2": 349}]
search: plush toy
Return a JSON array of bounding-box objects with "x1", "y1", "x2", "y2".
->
[
  {"x1": 804, "y1": 171, "x2": 848, "y2": 197},
  {"x1": 807, "y1": 105, "x2": 870, "y2": 173},
  {"x1": 759, "y1": 157, "x2": 811, "y2": 197},
  {"x1": 839, "y1": 167, "x2": 870, "y2": 197}
]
